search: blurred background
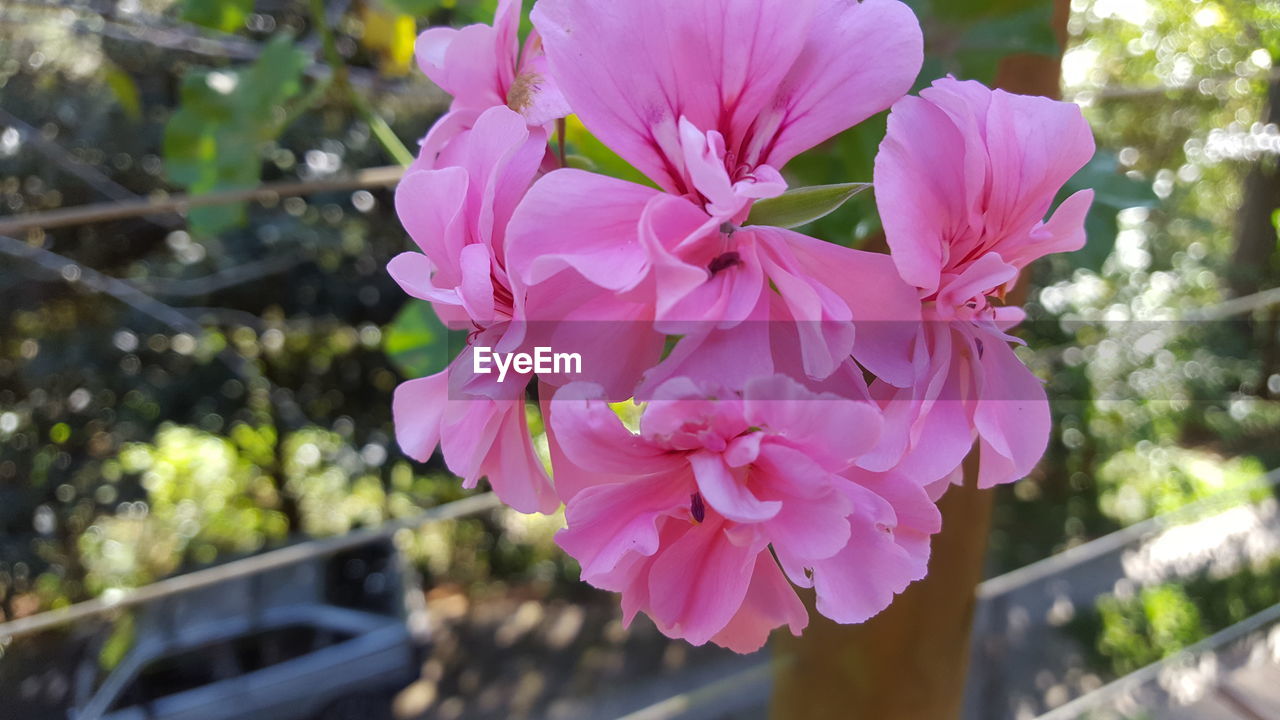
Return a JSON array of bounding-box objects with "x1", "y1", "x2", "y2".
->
[{"x1": 1, "y1": 0, "x2": 1279, "y2": 718}]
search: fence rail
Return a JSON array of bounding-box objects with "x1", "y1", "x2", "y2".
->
[
  {"x1": 0, "y1": 492, "x2": 501, "y2": 642},
  {"x1": 0, "y1": 165, "x2": 405, "y2": 236},
  {"x1": 1036, "y1": 602, "x2": 1280, "y2": 720}
]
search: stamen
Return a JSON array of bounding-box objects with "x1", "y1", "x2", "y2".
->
[
  {"x1": 690, "y1": 492, "x2": 706, "y2": 523},
  {"x1": 708, "y1": 251, "x2": 743, "y2": 277}
]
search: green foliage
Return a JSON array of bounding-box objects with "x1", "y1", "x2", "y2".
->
[
  {"x1": 78, "y1": 425, "x2": 291, "y2": 593},
  {"x1": 378, "y1": 0, "x2": 446, "y2": 18},
  {"x1": 907, "y1": 0, "x2": 1059, "y2": 84},
  {"x1": 103, "y1": 65, "x2": 141, "y2": 121},
  {"x1": 163, "y1": 34, "x2": 309, "y2": 236},
  {"x1": 782, "y1": 113, "x2": 888, "y2": 247},
  {"x1": 1065, "y1": 151, "x2": 1160, "y2": 272},
  {"x1": 951, "y1": 6, "x2": 1060, "y2": 82},
  {"x1": 746, "y1": 183, "x2": 871, "y2": 230},
  {"x1": 383, "y1": 301, "x2": 463, "y2": 379},
  {"x1": 1095, "y1": 446, "x2": 1265, "y2": 525},
  {"x1": 98, "y1": 614, "x2": 136, "y2": 674},
  {"x1": 562, "y1": 115, "x2": 655, "y2": 188},
  {"x1": 378, "y1": 0, "x2": 500, "y2": 23},
  {"x1": 1094, "y1": 585, "x2": 1206, "y2": 675},
  {"x1": 74, "y1": 423, "x2": 464, "y2": 595},
  {"x1": 1273, "y1": 209, "x2": 1280, "y2": 273},
  {"x1": 179, "y1": 0, "x2": 254, "y2": 33},
  {"x1": 1078, "y1": 554, "x2": 1280, "y2": 678}
]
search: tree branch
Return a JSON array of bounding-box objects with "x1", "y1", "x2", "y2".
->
[{"x1": 0, "y1": 165, "x2": 404, "y2": 235}]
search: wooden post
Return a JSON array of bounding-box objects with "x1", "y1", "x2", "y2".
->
[{"x1": 770, "y1": 3, "x2": 1070, "y2": 718}]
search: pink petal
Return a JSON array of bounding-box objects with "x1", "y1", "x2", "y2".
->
[
  {"x1": 875, "y1": 94, "x2": 968, "y2": 294},
  {"x1": 689, "y1": 451, "x2": 781, "y2": 523},
  {"x1": 412, "y1": 109, "x2": 478, "y2": 172},
  {"x1": 439, "y1": 393, "x2": 506, "y2": 486},
  {"x1": 531, "y1": 0, "x2": 817, "y2": 191},
  {"x1": 1012, "y1": 189, "x2": 1095, "y2": 267},
  {"x1": 457, "y1": 243, "x2": 497, "y2": 324},
  {"x1": 973, "y1": 336, "x2": 1050, "y2": 488},
  {"x1": 415, "y1": 0, "x2": 518, "y2": 112},
  {"x1": 936, "y1": 252, "x2": 1018, "y2": 311},
  {"x1": 753, "y1": 228, "x2": 856, "y2": 380},
  {"x1": 639, "y1": 305, "x2": 776, "y2": 397},
  {"x1": 723, "y1": 432, "x2": 763, "y2": 468},
  {"x1": 647, "y1": 517, "x2": 763, "y2": 646},
  {"x1": 742, "y1": 374, "x2": 883, "y2": 469},
  {"x1": 456, "y1": 106, "x2": 545, "y2": 250},
  {"x1": 393, "y1": 372, "x2": 449, "y2": 462},
  {"x1": 877, "y1": 77, "x2": 1097, "y2": 293},
  {"x1": 548, "y1": 383, "x2": 685, "y2": 476},
  {"x1": 776, "y1": 230, "x2": 922, "y2": 388},
  {"x1": 766, "y1": 496, "x2": 852, "y2": 563},
  {"x1": 557, "y1": 473, "x2": 693, "y2": 582},
  {"x1": 475, "y1": 399, "x2": 559, "y2": 514},
  {"x1": 512, "y1": 30, "x2": 572, "y2": 126},
  {"x1": 752, "y1": 0, "x2": 924, "y2": 168},
  {"x1": 808, "y1": 482, "x2": 922, "y2": 624},
  {"x1": 654, "y1": 237, "x2": 765, "y2": 328},
  {"x1": 983, "y1": 88, "x2": 1096, "y2": 242},
  {"x1": 507, "y1": 170, "x2": 672, "y2": 292},
  {"x1": 386, "y1": 253, "x2": 458, "y2": 307},
  {"x1": 526, "y1": 276, "x2": 666, "y2": 400},
  {"x1": 883, "y1": 340, "x2": 977, "y2": 485},
  {"x1": 395, "y1": 168, "x2": 468, "y2": 282},
  {"x1": 710, "y1": 552, "x2": 808, "y2": 653}
]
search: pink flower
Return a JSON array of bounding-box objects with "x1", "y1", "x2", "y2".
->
[
  {"x1": 549, "y1": 375, "x2": 940, "y2": 653},
  {"x1": 868, "y1": 77, "x2": 1096, "y2": 490},
  {"x1": 533, "y1": 0, "x2": 923, "y2": 210},
  {"x1": 414, "y1": 0, "x2": 569, "y2": 169},
  {"x1": 507, "y1": 0, "x2": 925, "y2": 387},
  {"x1": 389, "y1": 106, "x2": 558, "y2": 514}
]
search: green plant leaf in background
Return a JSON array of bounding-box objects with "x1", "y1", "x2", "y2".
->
[
  {"x1": 777, "y1": 112, "x2": 888, "y2": 247},
  {"x1": 180, "y1": 0, "x2": 255, "y2": 33},
  {"x1": 562, "y1": 114, "x2": 655, "y2": 188},
  {"x1": 905, "y1": 0, "x2": 1058, "y2": 84},
  {"x1": 1271, "y1": 208, "x2": 1280, "y2": 274},
  {"x1": 378, "y1": 0, "x2": 445, "y2": 17},
  {"x1": 746, "y1": 183, "x2": 871, "y2": 230},
  {"x1": 952, "y1": 5, "x2": 1059, "y2": 82},
  {"x1": 384, "y1": 301, "x2": 464, "y2": 379},
  {"x1": 163, "y1": 34, "x2": 309, "y2": 237},
  {"x1": 104, "y1": 65, "x2": 141, "y2": 121},
  {"x1": 1063, "y1": 150, "x2": 1159, "y2": 273}
]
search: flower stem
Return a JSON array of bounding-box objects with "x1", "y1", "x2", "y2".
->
[{"x1": 308, "y1": 0, "x2": 414, "y2": 167}]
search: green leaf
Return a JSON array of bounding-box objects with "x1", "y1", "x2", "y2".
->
[
  {"x1": 1062, "y1": 150, "x2": 1158, "y2": 272},
  {"x1": 563, "y1": 115, "x2": 655, "y2": 188},
  {"x1": 383, "y1": 302, "x2": 464, "y2": 379},
  {"x1": 782, "y1": 112, "x2": 887, "y2": 246},
  {"x1": 104, "y1": 66, "x2": 141, "y2": 121},
  {"x1": 180, "y1": 0, "x2": 254, "y2": 33},
  {"x1": 745, "y1": 183, "x2": 871, "y2": 230},
  {"x1": 163, "y1": 34, "x2": 309, "y2": 236},
  {"x1": 378, "y1": 0, "x2": 444, "y2": 17},
  {"x1": 953, "y1": 5, "x2": 1058, "y2": 82}
]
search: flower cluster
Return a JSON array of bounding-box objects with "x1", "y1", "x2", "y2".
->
[{"x1": 389, "y1": 0, "x2": 1095, "y2": 653}]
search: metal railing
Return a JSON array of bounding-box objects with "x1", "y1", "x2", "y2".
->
[
  {"x1": 1036, "y1": 602, "x2": 1280, "y2": 720},
  {"x1": 0, "y1": 492, "x2": 502, "y2": 642}
]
